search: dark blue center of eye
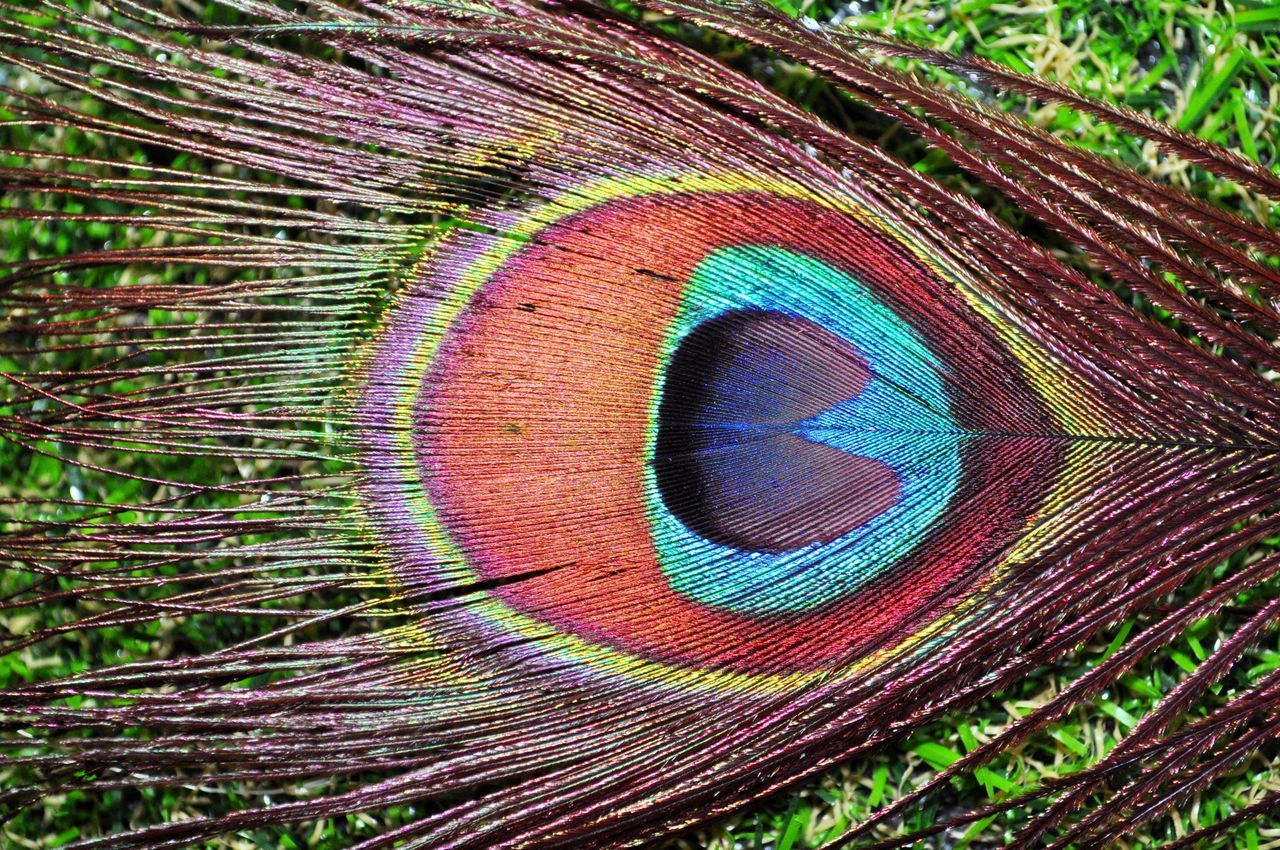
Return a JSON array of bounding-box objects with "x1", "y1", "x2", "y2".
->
[{"x1": 653, "y1": 309, "x2": 901, "y2": 553}]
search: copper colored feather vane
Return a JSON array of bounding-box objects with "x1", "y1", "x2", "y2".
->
[{"x1": 1, "y1": 1, "x2": 1278, "y2": 847}]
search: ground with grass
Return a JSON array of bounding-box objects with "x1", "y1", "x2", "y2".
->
[{"x1": 3, "y1": 0, "x2": 1279, "y2": 848}]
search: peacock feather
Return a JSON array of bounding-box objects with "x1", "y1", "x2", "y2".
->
[{"x1": 2, "y1": 0, "x2": 1279, "y2": 847}]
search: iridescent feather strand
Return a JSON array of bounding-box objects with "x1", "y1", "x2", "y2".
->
[{"x1": 1, "y1": 1, "x2": 1278, "y2": 848}]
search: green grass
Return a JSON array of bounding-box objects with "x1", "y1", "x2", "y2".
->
[{"x1": 3, "y1": 0, "x2": 1280, "y2": 848}]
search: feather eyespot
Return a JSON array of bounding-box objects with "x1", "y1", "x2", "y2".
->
[
  {"x1": 361, "y1": 184, "x2": 1072, "y2": 679},
  {"x1": 10, "y1": 0, "x2": 1280, "y2": 844}
]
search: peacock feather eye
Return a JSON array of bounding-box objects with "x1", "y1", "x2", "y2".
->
[
  {"x1": 6, "y1": 0, "x2": 1280, "y2": 847},
  {"x1": 360, "y1": 180, "x2": 1087, "y2": 681}
]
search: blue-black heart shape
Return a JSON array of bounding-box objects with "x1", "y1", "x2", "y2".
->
[{"x1": 653, "y1": 309, "x2": 902, "y2": 554}]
